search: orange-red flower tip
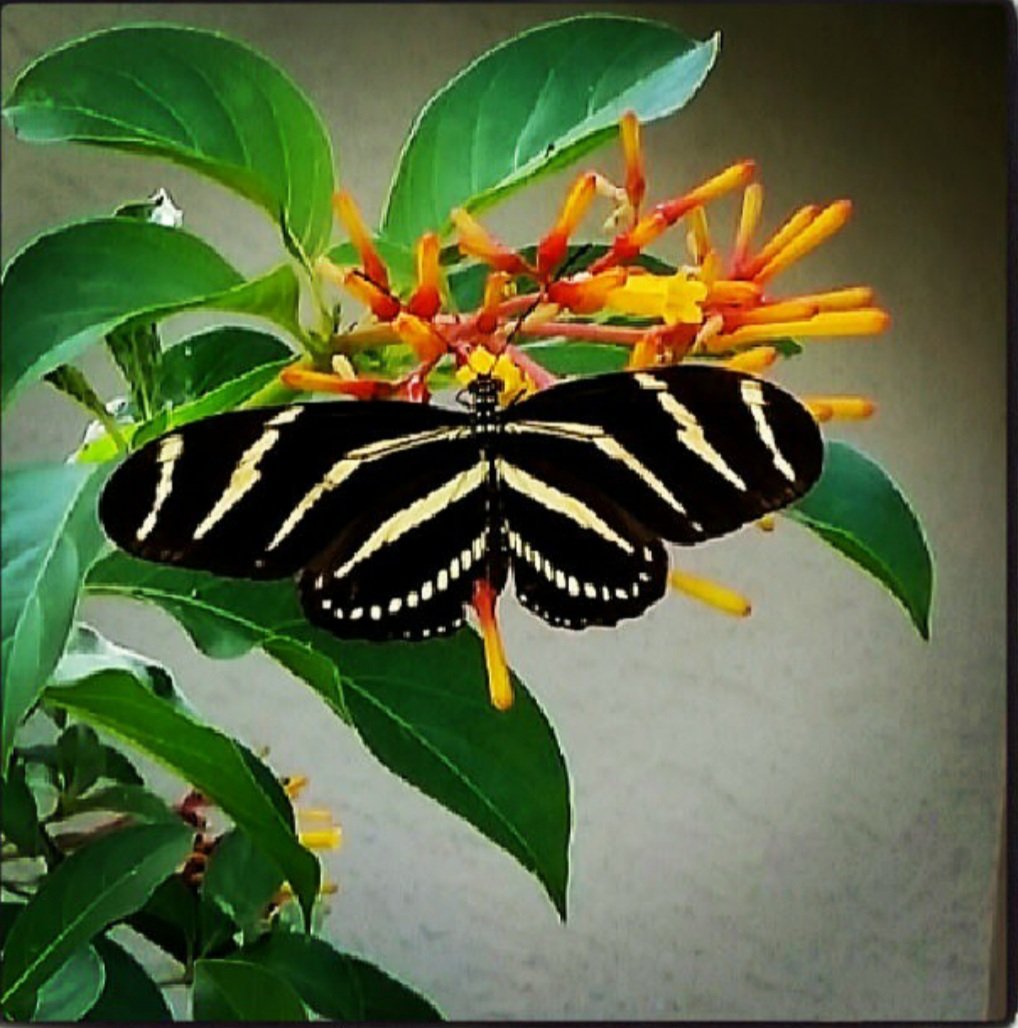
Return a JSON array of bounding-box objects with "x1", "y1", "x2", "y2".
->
[
  {"x1": 392, "y1": 312, "x2": 448, "y2": 363},
  {"x1": 343, "y1": 269, "x2": 401, "y2": 321},
  {"x1": 547, "y1": 268, "x2": 627, "y2": 314},
  {"x1": 619, "y1": 111, "x2": 646, "y2": 215},
  {"x1": 452, "y1": 207, "x2": 531, "y2": 276},
  {"x1": 407, "y1": 232, "x2": 442, "y2": 319},
  {"x1": 472, "y1": 579, "x2": 513, "y2": 711},
  {"x1": 332, "y1": 190, "x2": 389, "y2": 291}
]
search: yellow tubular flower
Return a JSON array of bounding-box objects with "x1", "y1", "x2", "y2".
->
[
  {"x1": 754, "y1": 200, "x2": 853, "y2": 282},
  {"x1": 620, "y1": 110, "x2": 646, "y2": 215},
  {"x1": 732, "y1": 183, "x2": 764, "y2": 269},
  {"x1": 741, "y1": 204, "x2": 820, "y2": 278},
  {"x1": 723, "y1": 346, "x2": 778, "y2": 373},
  {"x1": 606, "y1": 270, "x2": 707, "y2": 326},
  {"x1": 803, "y1": 395, "x2": 876, "y2": 420},
  {"x1": 669, "y1": 568, "x2": 752, "y2": 617}
]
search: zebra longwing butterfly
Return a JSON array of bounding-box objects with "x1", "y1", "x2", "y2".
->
[{"x1": 99, "y1": 365, "x2": 823, "y2": 639}]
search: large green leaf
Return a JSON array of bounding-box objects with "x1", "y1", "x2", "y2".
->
[
  {"x1": 0, "y1": 822, "x2": 191, "y2": 1019},
  {"x1": 158, "y1": 327, "x2": 293, "y2": 406},
  {"x1": 85, "y1": 936, "x2": 172, "y2": 1022},
  {"x1": 3, "y1": 25, "x2": 335, "y2": 256},
  {"x1": 32, "y1": 944, "x2": 105, "y2": 1021},
  {"x1": 84, "y1": 557, "x2": 570, "y2": 914},
  {"x1": 1, "y1": 219, "x2": 301, "y2": 408},
  {"x1": 192, "y1": 958, "x2": 308, "y2": 1021},
  {"x1": 201, "y1": 829, "x2": 282, "y2": 930},
  {"x1": 43, "y1": 670, "x2": 321, "y2": 927},
  {"x1": 382, "y1": 14, "x2": 719, "y2": 244},
  {"x1": 787, "y1": 440, "x2": 934, "y2": 638},
  {"x1": 85, "y1": 555, "x2": 347, "y2": 718},
  {"x1": 1, "y1": 462, "x2": 109, "y2": 772},
  {"x1": 339, "y1": 637, "x2": 571, "y2": 918},
  {"x1": 242, "y1": 932, "x2": 442, "y2": 1021}
]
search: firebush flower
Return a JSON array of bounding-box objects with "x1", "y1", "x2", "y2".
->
[{"x1": 278, "y1": 110, "x2": 888, "y2": 708}]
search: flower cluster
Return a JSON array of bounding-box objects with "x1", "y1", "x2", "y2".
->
[{"x1": 281, "y1": 112, "x2": 888, "y2": 709}]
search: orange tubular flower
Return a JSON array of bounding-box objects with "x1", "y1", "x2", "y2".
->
[
  {"x1": 407, "y1": 232, "x2": 442, "y2": 319},
  {"x1": 341, "y1": 269, "x2": 402, "y2": 322},
  {"x1": 547, "y1": 268, "x2": 627, "y2": 314},
  {"x1": 472, "y1": 579, "x2": 513, "y2": 710},
  {"x1": 333, "y1": 190, "x2": 389, "y2": 291},
  {"x1": 537, "y1": 172, "x2": 597, "y2": 277},
  {"x1": 451, "y1": 207, "x2": 532, "y2": 276},
  {"x1": 392, "y1": 312, "x2": 448, "y2": 363},
  {"x1": 620, "y1": 110, "x2": 646, "y2": 217}
]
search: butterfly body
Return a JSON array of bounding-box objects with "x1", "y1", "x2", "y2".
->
[{"x1": 99, "y1": 365, "x2": 823, "y2": 641}]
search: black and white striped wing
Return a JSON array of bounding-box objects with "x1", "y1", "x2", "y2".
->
[
  {"x1": 504, "y1": 365, "x2": 823, "y2": 545},
  {"x1": 500, "y1": 364, "x2": 822, "y2": 627},
  {"x1": 99, "y1": 402, "x2": 469, "y2": 579},
  {"x1": 497, "y1": 454, "x2": 669, "y2": 629},
  {"x1": 297, "y1": 443, "x2": 497, "y2": 641}
]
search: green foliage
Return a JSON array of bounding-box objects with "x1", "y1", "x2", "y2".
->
[
  {"x1": 84, "y1": 936, "x2": 172, "y2": 1022},
  {"x1": 0, "y1": 823, "x2": 191, "y2": 1019},
  {"x1": 44, "y1": 670, "x2": 321, "y2": 927},
  {"x1": 0, "y1": 11, "x2": 933, "y2": 1022},
  {"x1": 242, "y1": 932, "x2": 443, "y2": 1020},
  {"x1": 192, "y1": 957, "x2": 309, "y2": 1020},
  {"x1": 787, "y1": 441, "x2": 934, "y2": 638},
  {"x1": 31, "y1": 944, "x2": 105, "y2": 1021},
  {"x1": 1, "y1": 462, "x2": 110, "y2": 771},
  {"x1": 382, "y1": 15, "x2": 718, "y2": 243},
  {"x1": 3, "y1": 25, "x2": 335, "y2": 257}
]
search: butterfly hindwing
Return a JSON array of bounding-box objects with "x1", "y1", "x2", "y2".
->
[
  {"x1": 99, "y1": 402, "x2": 468, "y2": 578},
  {"x1": 504, "y1": 364, "x2": 823, "y2": 545},
  {"x1": 298, "y1": 445, "x2": 500, "y2": 640},
  {"x1": 498, "y1": 454, "x2": 669, "y2": 628}
]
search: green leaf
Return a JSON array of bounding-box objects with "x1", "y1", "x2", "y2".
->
[
  {"x1": 43, "y1": 670, "x2": 320, "y2": 927},
  {"x1": 1, "y1": 760, "x2": 45, "y2": 856},
  {"x1": 0, "y1": 822, "x2": 191, "y2": 1019},
  {"x1": 85, "y1": 555, "x2": 348, "y2": 721},
  {"x1": 56, "y1": 723, "x2": 104, "y2": 802},
  {"x1": 158, "y1": 327, "x2": 293, "y2": 406},
  {"x1": 106, "y1": 322, "x2": 163, "y2": 421},
  {"x1": 4, "y1": 24, "x2": 335, "y2": 256},
  {"x1": 1, "y1": 462, "x2": 110, "y2": 773},
  {"x1": 243, "y1": 932, "x2": 442, "y2": 1021},
  {"x1": 83, "y1": 557, "x2": 570, "y2": 915},
  {"x1": 339, "y1": 636, "x2": 571, "y2": 918},
  {"x1": 382, "y1": 14, "x2": 718, "y2": 244},
  {"x1": 33, "y1": 944, "x2": 105, "y2": 1022},
  {"x1": 63, "y1": 784, "x2": 179, "y2": 825},
  {"x1": 786, "y1": 440, "x2": 934, "y2": 638},
  {"x1": 520, "y1": 340, "x2": 630, "y2": 375},
  {"x1": 52, "y1": 623, "x2": 180, "y2": 706},
  {"x1": 85, "y1": 936, "x2": 172, "y2": 1022},
  {"x1": 126, "y1": 876, "x2": 197, "y2": 965},
  {"x1": 201, "y1": 829, "x2": 282, "y2": 930},
  {"x1": 193, "y1": 958, "x2": 308, "y2": 1021},
  {"x1": 2, "y1": 219, "x2": 235, "y2": 408}
]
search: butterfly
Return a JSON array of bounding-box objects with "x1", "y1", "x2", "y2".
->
[{"x1": 99, "y1": 364, "x2": 823, "y2": 641}]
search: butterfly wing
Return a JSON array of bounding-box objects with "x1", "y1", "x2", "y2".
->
[
  {"x1": 503, "y1": 364, "x2": 823, "y2": 545},
  {"x1": 497, "y1": 453, "x2": 669, "y2": 628},
  {"x1": 99, "y1": 402, "x2": 469, "y2": 579},
  {"x1": 297, "y1": 441, "x2": 498, "y2": 640},
  {"x1": 500, "y1": 364, "x2": 822, "y2": 628}
]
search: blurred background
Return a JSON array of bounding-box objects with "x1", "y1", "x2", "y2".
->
[{"x1": 1, "y1": 3, "x2": 1009, "y2": 1019}]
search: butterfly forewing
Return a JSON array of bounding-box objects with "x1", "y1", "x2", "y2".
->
[
  {"x1": 100, "y1": 402, "x2": 468, "y2": 578},
  {"x1": 504, "y1": 365, "x2": 823, "y2": 545}
]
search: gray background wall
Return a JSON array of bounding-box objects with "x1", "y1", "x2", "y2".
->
[{"x1": 1, "y1": 3, "x2": 1008, "y2": 1019}]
